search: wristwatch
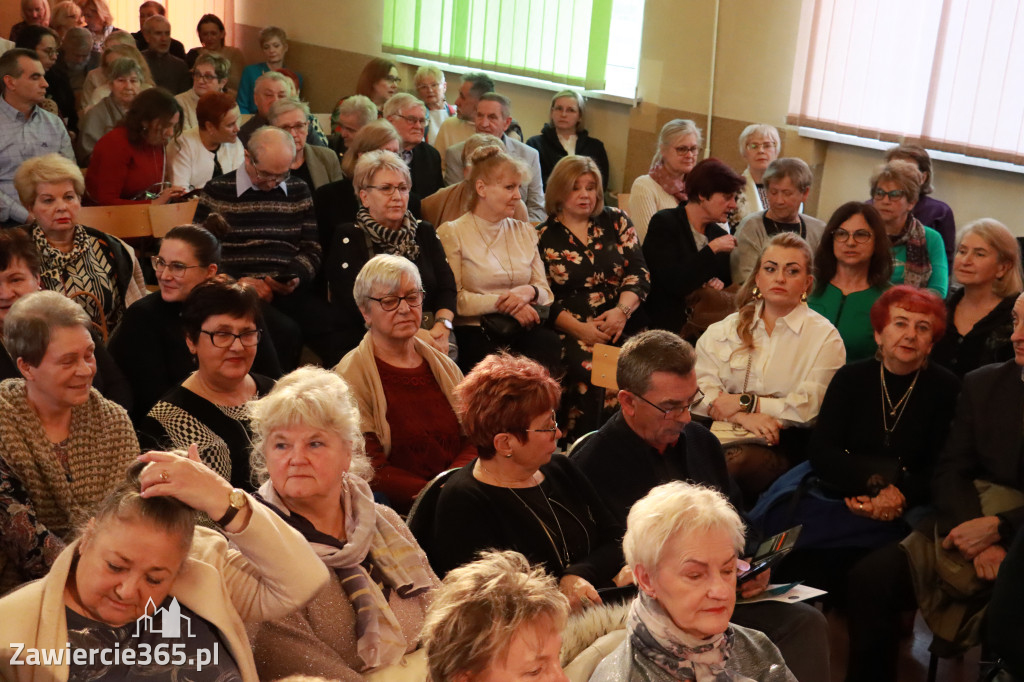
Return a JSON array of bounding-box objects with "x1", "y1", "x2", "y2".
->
[
  {"x1": 739, "y1": 393, "x2": 754, "y2": 413},
  {"x1": 616, "y1": 302, "x2": 633, "y2": 318},
  {"x1": 215, "y1": 489, "x2": 248, "y2": 528},
  {"x1": 438, "y1": 317, "x2": 453, "y2": 330}
]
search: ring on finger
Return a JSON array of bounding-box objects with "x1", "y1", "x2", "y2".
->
[{"x1": 160, "y1": 470, "x2": 170, "y2": 482}]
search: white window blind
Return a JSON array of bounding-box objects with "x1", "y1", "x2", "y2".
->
[{"x1": 789, "y1": 0, "x2": 1024, "y2": 165}]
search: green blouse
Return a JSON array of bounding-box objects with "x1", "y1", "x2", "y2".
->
[{"x1": 807, "y1": 283, "x2": 887, "y2": 363}]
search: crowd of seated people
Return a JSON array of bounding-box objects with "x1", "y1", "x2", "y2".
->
[{"x1": 4, "y1": 12, "x2": 1024, "y2": 682}]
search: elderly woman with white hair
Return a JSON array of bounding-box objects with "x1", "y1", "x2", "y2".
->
[
  {"x1": 629, "y1": 119, "x2": 703, "y2": 243},
  {"x1": 336, "y1": 254, "x2": 473, "y2": 514},
  {"x1": 174, "y1": 51, "x2": 230, "y2": 130},
  {"x1": 269, "y1": 97, "x2": 342, "y2": 193},
  {"x1": 0, "y1": 290, "x2": 138, "y2": 593},
  {"x1": 527, "y1": 89, "x2": 610, "y2": 190},
  {"x1": 422, "y1": 550, "x2": 571, "y2": 682},
  {"x1": 325, "y1": 150, "x2": 456, "y2": 359},
  {"x1": 591, "y1": 481, "x2": 796, "y2": 682},
  {"x1": 248, "y1": 366, "x2": 440, "y2": 681},
  {"x1": 414, "y1": 65, "x2": 456, "y2": 146},
  {"x1": 731, "y1": 123, "x2": 782, "y2": 229}
]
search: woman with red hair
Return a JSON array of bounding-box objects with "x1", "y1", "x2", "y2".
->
[
  {"x1": 169, "y1": 91, "x2": 243, "y2": 189},
  {"x1": 428, "y1": 353, "x2": 628, "y2": 611}
]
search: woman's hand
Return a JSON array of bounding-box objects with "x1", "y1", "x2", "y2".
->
[
  {"x1": 738, "y1": 563, "x2": 771, "y2": 599},
  {"x1": 495, "y1": 287, "x2": 534, "y2": 314},
  {"x1": 613, "y1": 565, "x2": 634, "y2": 587},
  {"x1": 559, "y1": 574, "x2": 602, "y2": 612},
  {"x1": 137, "y1": 445, "x2": 251, "y2": 531},
  {"x1": 572, "y1": 318, "x2": 611, "y2": 346},
  {"x1": 593, "y1": 307, "x2": 627, "y2": 343},
  {"x1": 264, "y1": 276, "x2": 299, "y2": 297},
  {"x1": 708, "y1": 235, "x2": 737, "y2": 254},
  {"x1": 846, "y1": 485, "x2": 906, "y2": 521},
  {"x1": 942, "y1": 515, "x2": 1002, "y2": 559},
  {"x1": 427, "y1": 322, "x2": 450, "y2": 355},
  {"x1": 704, "y1": 277, "x2": 725, "y2": 291},
  {"x1": 151, "y1": 185, "x2": 187, "y2": 205},
  {"x1": 240, "y1": 276, "x2": 273, "y2": 302},
  {"x1": 973, "y1": 544, "x2": 1007, "y2": 580},
  {"x1": 709, "y1": 393, "x2": 744, "y2": 421},
  {"x1": 731, "y1": 412, "x2": 781, "y2": 445},
  {"x1": 510, "y1": 304, "x2": 540, "y2": 328}
]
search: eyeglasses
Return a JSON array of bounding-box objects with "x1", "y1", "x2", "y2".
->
[
  {"x1": 151, "y1": 255, "x2": 202, "y2": 278},
  {"x1": 200, "y1": 329, "x2": 262, "y2": 348},
  {"x1": 674, "y1": 145, "x2": 700, "y2": 156},
  {"x1": 38, "y1": 48, "x2": 59, "y2": 57},
  {"x1": 392, "y1": 113, "x2": 427, "y2": 126},
  {"x1": 192, "y1": 71, "x2": 220, "y2": 82},
  {"x1": 277, "y1": 122, "x2": 307, "y2": 134},
  {"x1": 834, "y1": 228, "x2": 874, "y2": 244},
  {"x1": 365, "y1": 183, "x2": 411, "y2": 196},
  {"x1": 631, "y1": 389, "x2": 704, "y2": 419},
  {"x1": 872, "y1": 188, "x2": 906, "y2": 201},
  {"x1": 384, "y1": 75, "x2": 402, "y2": 84},
  {"x1": 526, "y1": 420, "x2": 559, "y2": 434},
  {"x1": 746, "y1": 141, "x2": 777, "y2": 151},
  {"x1": 249, "y1": 156, "x2": 290, "y2": 185},
  {"x1": 417, "y1": 81, "x2": 440, "y2": 91},
  {"x1": 369, "y1": 290, "x2": 425, "y2": 311}
]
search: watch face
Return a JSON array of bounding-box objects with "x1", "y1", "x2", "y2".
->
[
  {"x1": 442, "y1": 319, "x2": 453, "y2": 330},
  {"x1": 228, "y1": 489, "x2": 246, "y2": 509}
]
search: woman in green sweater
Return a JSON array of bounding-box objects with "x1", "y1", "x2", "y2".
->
[{"x1": 808, "y1": 202, "x2": 892, "y2": 362}]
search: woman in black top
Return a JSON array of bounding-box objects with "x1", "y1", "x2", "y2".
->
[
  {"x1": 429, "y1": 354, "x2": 627, "y2": 611},
  {"x1": 931, "y1": 218, "x2": 1022, "y2": 377},
  {"x1": 527, "y1": 90, "x2": 610, "y2": 190},
  {"x1": 325, "y1": 150, "x2": 456, "y2": 360}
]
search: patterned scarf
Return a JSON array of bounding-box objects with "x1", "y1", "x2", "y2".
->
[
  {"x1": 31, "y1": 223, "x2": 120, "y2": 329},
  {"x1": 355, "y1": 207, "x2": 421, "y2": 263},
  {"x1": 888, "y1": 215, "x2": 931, "y2": 289},
  {"x1": 256, "y1": 474, "x2": 433, "y2": 671},
  {"x1": 648, "y1": 162, "x2": 688, "y2": 203},
  {"x1": 627, "y1": 592, "x2": 754, "y2": 682}
]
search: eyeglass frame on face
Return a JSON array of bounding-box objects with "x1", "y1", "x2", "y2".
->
[
  {"x1": 872, "y1": 188, "x2": 907, "y2": 201},
  {"x1": 199, "y1": 328, "x2": 262, "y2": 348},
  {"x1": 416, "y1": 80, "x2": 441, "y2": 91},
  {"x1": 384, "y1": 75, "x2": 402, "y2": 84},
  {"x1": 192, "y1": 70, "x2": 220, "y2": 82},
  {"x1": 277, "y1": 121, "x2": 307, "y2": 134},
  {"x1": 746, "y1": 141, "x2": 777, "y2": 152},
  {"x1": 364, "y1": 183, "x2": 412, "y2": 196},
  {"x1": 38, "y1": 47, "x2": 59, "y2": 58},
  {"x1": 833, "y1": 228, "x2": 873, "y2": 244},
  {"x1": 151, "y1": 255, "x2": 201, "y2": 278},
  {"x1": 368, "y1": 290, "x2": 425, "y2": 311},
  {"x1": 392, "y1": 113, "x2": 427, "y2": 126},
  {"x1": 673, "y1": 145, "x2": 700, "y2": 156},
  {"x1": 248, "y1": 154, "x2": 290, "y2": 185},
  {"x1": 521, "y1": 411, "x2": 559, "y2": 435},
  {"x1": 631, "y1": 388, "x2": 705, "y2": 419}
]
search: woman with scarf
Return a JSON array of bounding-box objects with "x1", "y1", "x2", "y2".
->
[
  {"x1": 628, "y1": 119, "x2": 702, "y2": 243},
  {"x1": 249, "y1": 366, "x2": 439, "y2": 680},
  {"x1": 335, "y1": 255, "x2": 475, "y2": 514},
  {"x1": 869, "y1": 159, "x2": 948, "y2": 296},
  {"x1": 591, "y1": 481, "x2": 796, "y2": 681},
  {"x1": 325, "y1": 150, "x2": 456, "y2": 360}
]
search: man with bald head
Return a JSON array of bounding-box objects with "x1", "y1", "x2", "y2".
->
[
  {"x1": 238, "y1": 71, "x2": 327, "y2": 149},
  {"x1": 194, "y1": 126, "x2": 338, "y2": 366},
  {"x1": 141, "y1": 14, "x2": 189, "y2": 93}
]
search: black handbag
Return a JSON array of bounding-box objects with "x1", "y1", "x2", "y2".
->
[{"x1": 479, "y1": 305, "x2": 550, "y2": 343}]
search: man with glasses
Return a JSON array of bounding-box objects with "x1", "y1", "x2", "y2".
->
[
  {"x1": 570, "y1": 329, "x2": 830, "y2": 682},
  {"x1": 194, "y1": 126, "x2": 333, "y2": 368},
  {"x1": 731, "y1": 157, "x2": 824, "y2": 283},
  {"x1": 384, "y1": 92, "x2": 443, "y2": 205}
]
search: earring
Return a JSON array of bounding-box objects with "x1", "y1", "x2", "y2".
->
[
  {"x1": 504, "y1": 452, "x2": 513, "y2": 459},
  {"x1": 801, "y1": 291, "x2": 808, "y2": 303},
  {"x1": 874, "y1": 345, "x2": 883, "y2": 362},
  {"x1": 752, "y1": 286, "x2": 762, "y2": 300}
]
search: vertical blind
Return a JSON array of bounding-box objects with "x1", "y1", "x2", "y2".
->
[
  {"x1": 382, "y1": 0, "x2": 614, "y2": 90},
  {"x1": 788, "y1": 0, "x2": 1024, "y2": 165}
]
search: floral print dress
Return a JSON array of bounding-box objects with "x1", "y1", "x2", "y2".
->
[{"x1": 538, "y1": 207, "x2": 650, "y2": 441}]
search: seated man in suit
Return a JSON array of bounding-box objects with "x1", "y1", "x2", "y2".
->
[
  {"x1": 570, "y1": 329, "x2": 830, "y2": 682},
  {"x1": 132, "y1": 1, "x2": 185, "y2": 59},
  {"x1": 384, "y1": 93, "x2": 442, "y2": 206},
  {"x1": 444, "y1": 93, "x2": 544, "y2": 222}
]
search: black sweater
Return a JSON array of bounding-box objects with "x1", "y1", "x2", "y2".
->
[
  {"x1": 526, "y1": 123, "x2": 610, "y2": 190},
  {"x1": 931, "y1": 289, "x2": 1015, "y2": 378}
]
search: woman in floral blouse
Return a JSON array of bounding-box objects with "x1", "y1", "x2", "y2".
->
[{"x1": 538, "y1": 156, "x2": 650, "y2": 442}]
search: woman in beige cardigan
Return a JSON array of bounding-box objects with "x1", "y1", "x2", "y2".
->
[
  {"x1": 249, "y1": 366, "x2": 440, "y2": 680},
  {"x1": 268, "y1": 97, "x2": 342, "y2": 192},
  {"x1": 336, "y1": 254, "x2": 476, "y2": 514},
  {"x1": 0, "y1": 452, "x2": 328, "y2": 682}
]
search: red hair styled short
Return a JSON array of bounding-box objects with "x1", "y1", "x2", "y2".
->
[{"x1": 869, "y1": 284, "x2": 947, "y2": 341}]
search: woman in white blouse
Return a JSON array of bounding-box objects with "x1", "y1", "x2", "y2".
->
[
  {"x1": 628, "y1": 119, "x2": 702, "y2": 243},
  {"x1": 694, "y1": 232, "x2": 845, "y2": 501},
  {"x1": 437, "y1": 145, "x2": 561, "y2": 374},
  {"x1": 169, "y1": 91, "x2": 243, "y2": 190}
]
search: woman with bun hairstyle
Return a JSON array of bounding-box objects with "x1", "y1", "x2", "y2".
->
[
  {"x1": 437, "y1": 145, "x2": 560, "y2": 374},
  {"x1": 109, "y1": 215, "x2": 282, "y2": 420}
]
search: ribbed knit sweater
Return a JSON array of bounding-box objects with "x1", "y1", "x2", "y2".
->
[
  {"x1": 0, "y1": 380, "x2": 138, "y2": 591},
  {"x1": 193, "y1": 171, "x2": 322, "y2": 284}
]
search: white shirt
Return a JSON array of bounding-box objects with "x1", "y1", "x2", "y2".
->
[
  {"x1": 693, "y1": 303, "x2": 846, "y2": 427},
  {"x1": 426, "y1": 106, "x2": 452, "y2": 145},
  {"x1": 629, "y1": 174, "x2": 680, "y2": 244},
  {"x1": 437, "y1": 212, "x2": 553, "y2": 325},
  {"x1": 168, "y1": 127, "x2": 244, "y2": 189}
]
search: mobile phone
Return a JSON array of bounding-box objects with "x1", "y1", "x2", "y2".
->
[{"x1": 737, "y1": 525, "x2": 802, "y2": 584}]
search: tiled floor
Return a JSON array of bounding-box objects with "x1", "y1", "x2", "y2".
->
[{"x1": 826, "y1": 609, "x2": 982, "y2": 682}]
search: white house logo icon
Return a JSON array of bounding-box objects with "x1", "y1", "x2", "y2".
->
[{"x1": 133, "y1": 597, "x2": 195, "y2": 638}]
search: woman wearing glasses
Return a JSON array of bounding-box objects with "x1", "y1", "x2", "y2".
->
[
  {"x1": 326, "y1": 150, "x2": 456, "y2": 360},
  {"x1": 110, "y1": 219, "x2": 282, "y2": 420},
  {"x1": 429, "y1": 353, "x2": 629, "y2": 612},
  {"x1": 870, "y1": 160, "x2": 948, "y2": 296},
  {"x1": 138, "y1": 276, "x2": 274, "y2": 491},
  {"x1": 628, "y1": 119, "x2": 702, "y2": 242},
  {"x1": 331, "y1": 57, "x2": 400, "y2": 122},
  {"x1": 335, "y1": 255, "x2": 475, "y2": 514},
  {"x1": 174, "y1": 52, "x2": 229, "y2": 130},
  {"x1": 526, "y1": 90, "x2": 610, "y2": 189},
  {"x1": 731, "y1": 123, "x2": 782, "y2": 230},
  {"x1": 808, "y1": 202, "x2": 893, "y2": 362},
  {"x1": 268, "y1": 97, "x2": 342, "y2": 193}
]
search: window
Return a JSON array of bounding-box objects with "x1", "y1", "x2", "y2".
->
[
  {"x1": 383, "y1": 0, "x2": 644, "y2": 98},
  {"x1": 106, "y1": 0, "x2": 235, "y2": 51},
  {"x1": 789, "y1": 0, "x2": 1024, "y2": 165}
]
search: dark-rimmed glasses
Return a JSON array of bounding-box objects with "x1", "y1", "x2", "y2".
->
[
  {"x1": 151, "y1": 256, "x2": 201, "y2": 278},
  {"x1": 200, "y1": 329, "x2": 261, "y2": 348},
  {"x1": 834, "y1": 228, "x2": 873, "y2": 244},
  {"x1": 632, "y1": 389, "x2": 704, "y2": 419},
  {"x1": 369, "y1": 291, "x2": 425, "y2": 311},
  {"x1": 872, "y1": 188, "x2": 906, "y2": 201}
]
